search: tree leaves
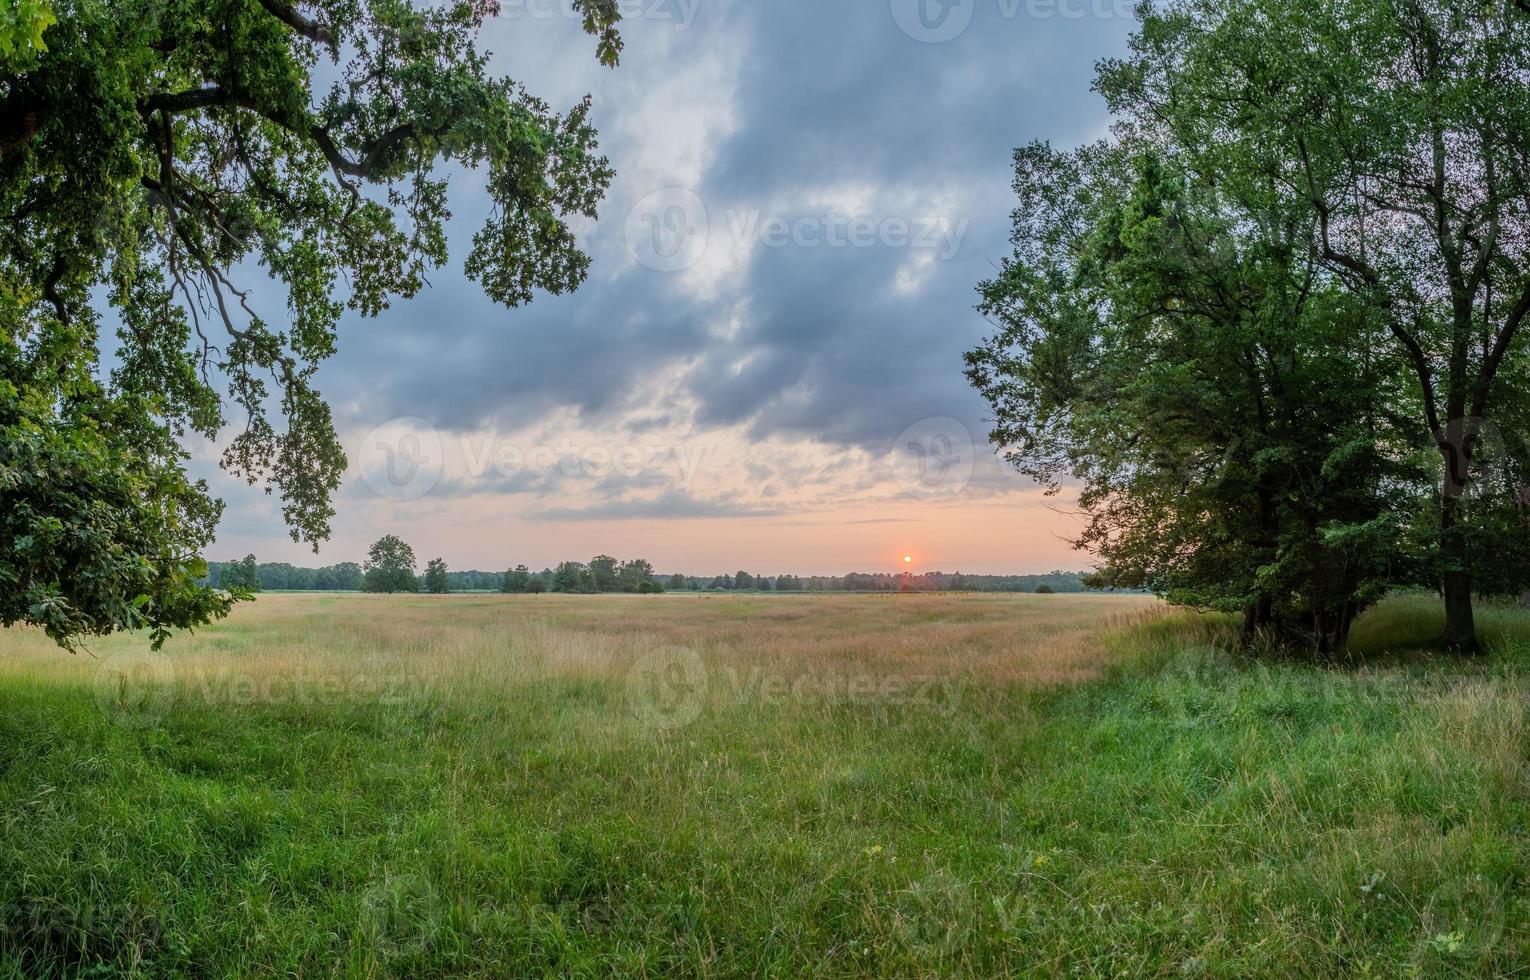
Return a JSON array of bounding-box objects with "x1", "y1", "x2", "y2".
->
[{"x1": 1, "y1": 0, "x2": 621, "y2": 646}]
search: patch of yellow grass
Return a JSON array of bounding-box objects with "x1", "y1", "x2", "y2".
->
[{"x1": 0, "y1": 592, "x2": 1163, "y2": 708}]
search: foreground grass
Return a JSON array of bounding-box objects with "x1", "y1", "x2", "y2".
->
[{"x1": 0, "y1": 593, "x2": 1525, "y2": 977}]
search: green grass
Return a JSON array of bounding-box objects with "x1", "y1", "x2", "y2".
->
[{"x1": 0, "y1": 594, "x2": 1525, "y2": 977}]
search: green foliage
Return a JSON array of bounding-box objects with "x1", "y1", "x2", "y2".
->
[
  {"x1": 423, "y1": 557, "x2": 448, "y2": 594},
  {"x1": 0, "y1": 307, "x2": 237, "y2": 647},
  {"x1": 362, "y1": 534, "x2": 417, "y2": 594},
  {"x1": 1089, "y1": 0, "x2": 1530, "y2": 647},
  {"x1": 550, "y1": 561, "x2": 588, "y2": 594},
  {"x1": 588, "y1": 555, "x2": 619, "y2": 592},
  {"x1": 971, "y1": 0, "x2": 1530, "y2": 651},
  {"x1": 0, "y1": 0, "x2": 54, "y2": 68},
  {"x1": 501, "y1": 564, "x2": 532, "y2": 594},
  {"x1": 221, "y1": 554, "x2": 261, "y2": 592},
  {"x1": 0, "y1": 0, "x2": 622, "y2": 645}
]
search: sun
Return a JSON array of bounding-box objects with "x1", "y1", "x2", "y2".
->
[{"x1": 902, "y1": 555, "x2": 913, "y2": 565}]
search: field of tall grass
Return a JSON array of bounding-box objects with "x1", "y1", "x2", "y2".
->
[{"x1": 0, "y1": 592, "x2": 1525, "y2": 977}]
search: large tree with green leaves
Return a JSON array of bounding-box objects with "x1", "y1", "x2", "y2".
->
[
  {"x1": 1, "y1": 0, "x2": 621, "y2": 646},
  {"x1": 362, "y1": 534, "x2": 416, "y2": 593},
  {"x1": 968, "y1": 141, "x2": 1425, "y2": 653},
  {"x1": 1098, "y1": 0, "x2": 1530, "y2": 650}
]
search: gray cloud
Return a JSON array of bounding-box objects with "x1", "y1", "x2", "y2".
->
[
  {"x1": 524, "y1": 489, "x2": 783, "y2": 522},
  {"x1": 314, "y1": 3, "x2": 1133, "y2": 452}
]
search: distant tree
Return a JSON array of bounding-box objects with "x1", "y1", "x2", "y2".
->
[
  {"x1": 525, "y1": 576, "x2": 547, "y2": 594},
  {"x1": 1033, "y1": 583, "x2": 1055, "y2": 595},
  {"x1": 588, "y1": 555, "x2": 620, "y2": 592},
  {"x1": 363, "y1": 536, "x2": 418, "y2": 594},
  {"x1": 330, "y1": 562, "x2": 363, "y2": 591},
  {"x1": 618, "y1": 558, "x2": 655, "y2": 593},
  {"x1": 734, "y1": 570, "x2": 753, "y2": 590},
  {"x1": 551, "y1": 561, "x2": 587, "y2": 593},
  {"x1": 668, "y1": 573, "x2": 687, "y2": 592},
  {"x1": 223, "y1": 554, "x2": 261, "y2": 592},
  {"x1": 424, "y1": 558, "x2": 449, "y2": 594},
  {"x1": 502, "y1": 564, "x2": 532, "y2": 594}
]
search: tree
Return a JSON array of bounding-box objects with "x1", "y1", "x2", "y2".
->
[
  {"x1": 1100, "y1": 0, "x2": 1530, "y2": 650},
  {"x1": 424, "y1": 557, "x2": 448, "y2": 594},
  {"x1": 734, "y1": 570, "x2": 753, "y2": 590},
  {"x1": 363, "y1": 535, "x2": 417, "y2": 594},
  {"x1": 968, "y1": 140, "x2": 1420, "y2": 653},
  {"x1": 525, "y1": 576, "x2": 547, "y2": 594},
  {"x1": 588, "y1": 555, "x2": 620, "y2": 592},
  {"x1": 1, "y1": 1, "x2": 623, "y2": 647},
  {"x1": 223, "y1": 553, "x2": 261, "y2": 592},
  {"x1": 551, "y1": 561, "x2": 587, "y2": 594},
  {"x1": 667, "y1": 572, "x2": 687, "y2": 592},
  {"x1": 329, "y1": 562, "x2": 362, "y2": 591},
  {"x1": 618, "y1": 558, "x2": 655, "y2": 593},
  {"x1": 502, "y1": 564, "x2": 532, "y2": 594}
]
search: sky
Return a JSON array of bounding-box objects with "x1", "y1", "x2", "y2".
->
[{"x1": 203, "y1": 0, "x2": 1140, "y2": 576}]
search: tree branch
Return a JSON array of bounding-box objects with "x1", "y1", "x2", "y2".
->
[{"x1": 254, "y1": 0, "x2": 336, "y2": 53}]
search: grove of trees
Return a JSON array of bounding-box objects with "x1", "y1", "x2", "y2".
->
[{"x1": 967, "y1": 0, "x2": 1530, "y2": 653}]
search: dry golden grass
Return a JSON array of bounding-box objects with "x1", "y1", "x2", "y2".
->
[{"x1": 0, "y1": 591, "x2": 1164, "y2": 705}]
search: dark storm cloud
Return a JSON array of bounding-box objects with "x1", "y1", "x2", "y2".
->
[{"x1": 319, "y1": 0, "x2": 1134, "y2": 455}]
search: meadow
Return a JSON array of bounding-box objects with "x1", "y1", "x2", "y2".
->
[{"x1": 0, "y1": 592, "x2": 1526, "y2": 977}]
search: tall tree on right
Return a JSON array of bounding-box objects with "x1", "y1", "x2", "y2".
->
[{"x1": 1093, "y1": 0, "x2": 1530, "y2": 651}]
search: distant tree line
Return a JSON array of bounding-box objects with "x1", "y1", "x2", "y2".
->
[{"x1": 207, "y1": 547, "x2": 1101, "y2": 596}]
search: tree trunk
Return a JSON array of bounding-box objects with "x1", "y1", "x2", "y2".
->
[
  {"x1": 1241, "y1": 593, "x2": 1273, "y2": 644},
  {"x1": 1439, "y1": 493, "x2": 1479, "y2": 653}
]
